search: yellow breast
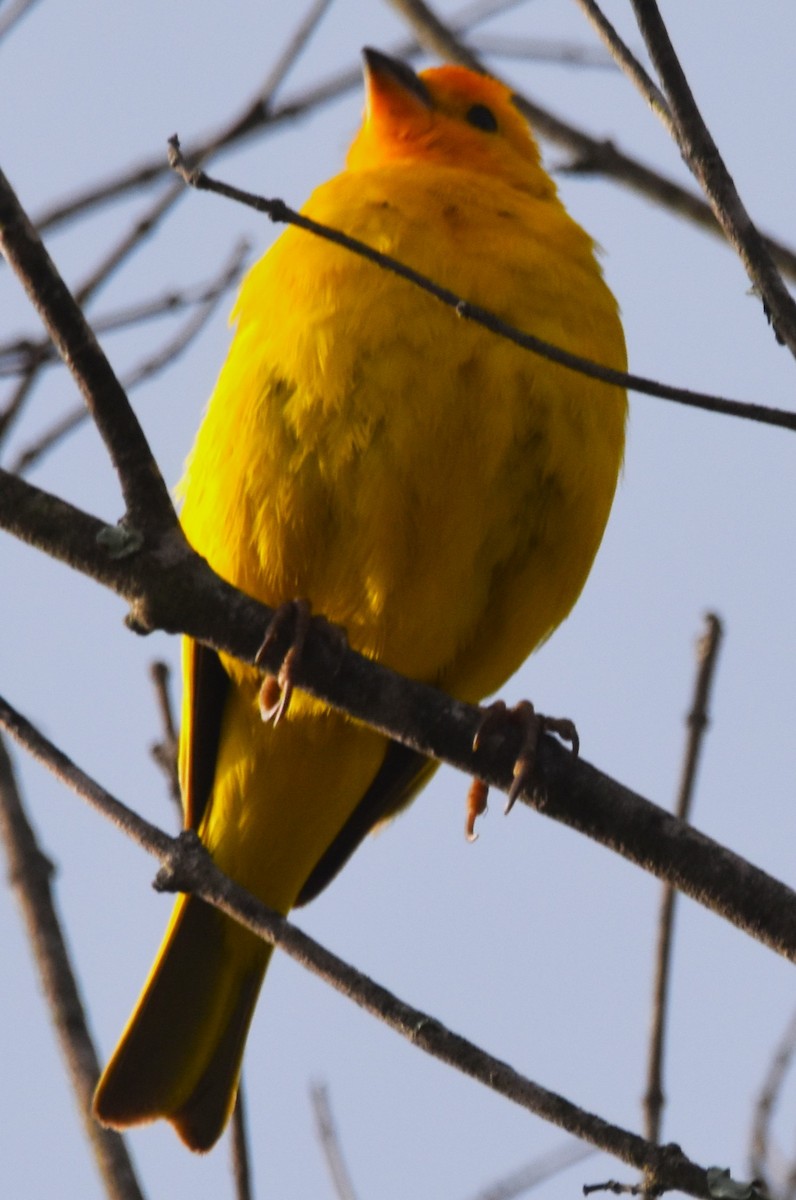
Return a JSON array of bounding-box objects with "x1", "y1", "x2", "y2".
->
[{"x1": 180, "y1": 160, "x2": 626, "y2": 701}]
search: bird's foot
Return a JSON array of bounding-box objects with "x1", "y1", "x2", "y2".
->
[
  {"x1": 468, "y1": 699, "x2": 579, "y2": 832},
  {"x1": 255, "y1": 599, "x2": 313, "y2": 725}
]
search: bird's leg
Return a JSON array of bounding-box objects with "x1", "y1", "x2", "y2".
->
[
  {"x1": 470, "y1": 699, "x2": 579, "y2": 826},
  {"x1": 255, "y1": 599, "x2": 313, "y2": 725}
]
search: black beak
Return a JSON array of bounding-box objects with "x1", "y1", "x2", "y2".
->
[{"x1": 362, "y1": 47, "x2": 432, "y2": 108}]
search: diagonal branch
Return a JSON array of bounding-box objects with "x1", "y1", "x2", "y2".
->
[
  {"x1": 0, "y1": 166, "x2": 176, "y2": 532},
  {"x1": 570, "y1": 0, "x2": 668, "y2": 121},
  {"x1": 749, "y1": 1006, "x2": 796, "y2": 1193},
  {"x1": 0, "y1": 180, "x2": 189, "y2": 452},
  {"x1": 27, "y1": 0, "x2": 520, "y2": 237},
  {"x1": 9, "y1": 240, "x2": 247, "y2": 476},
  {"x1": 627, "y1": 0, "x2": 796, "y2": 354},
  {"x1": 2, "y1": 154, "x2": 796, "y2": 961},
  {"x1": 464, "y1": 1141, "x2": 594, "y2": 1200},
  {"x1": 167, "y1": 145, "x2": 796, "y2": 433},
  {"x1": 0, "y1": 0, "x2": 42, "y2": 42},
  {"x1": 311, "y1": 1083, "x2": 360, "y2": 1200},
  {"x1": 386, "y1": 0, "x2": 796, "y2": 288},
  {"x1": 0, "y1": 695, "x2": 720, "y2": 1198},
  {"x1": 2, "y1": 473, "x2": 796, "y2": 969}
]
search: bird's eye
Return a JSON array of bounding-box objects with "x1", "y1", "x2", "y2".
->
[{"x1": 466, "y1": 103, "x2": 498, "y2": 133}]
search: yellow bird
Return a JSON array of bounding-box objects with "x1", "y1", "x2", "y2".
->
[{"x1": 94, "y1": 48, "x2": 627, "y2": 1151}]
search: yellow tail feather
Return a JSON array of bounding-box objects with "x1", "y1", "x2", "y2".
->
[{"x1": 94, "y1": 894, "x2": 270, "y2": 1152}]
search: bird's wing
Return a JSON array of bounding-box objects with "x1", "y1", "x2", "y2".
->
[
  {"x1": 295, "y1": 740, "x2": 436, "y2": 906},
  {"x1": 180, "y1": 639, "x2": 230, "y2": 832},
  {"x1": 181, "y1": 636, "x2": 434, "y2": 906}
]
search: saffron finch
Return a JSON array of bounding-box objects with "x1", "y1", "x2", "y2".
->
[{"x1": 94, "y1": 47, "x2": 627, "y2": 1151}]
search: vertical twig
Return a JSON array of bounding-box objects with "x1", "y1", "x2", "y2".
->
[
  {"x1": 231, "y1": 1081, "x2": 254, "y2": 1200},
  {"x1": 0, "y1": 734, "x2": 146, "y2": 1200},
  {"x1": 148, "y1": 660, "x2": 182, "y2": 817},
  {"x1": 643, "y1": 614, "x2": 723, "y2": 1143}
]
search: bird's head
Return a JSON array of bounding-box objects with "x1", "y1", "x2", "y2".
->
[{"x1": 346, "y1": 48, "x2": 554, "y2": 198}]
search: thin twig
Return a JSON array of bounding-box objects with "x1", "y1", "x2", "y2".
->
[
  {"x1": 749, "y1": 1007, "x2": 796, "y2": 1191},
  {"x1": 0, "y1": 734, "x2": 146, "y2": 1200},
  {"x1": 472, "y1": 33, "x2": 616, "y2": 69},
  {"x1": 27, "y1": 0, "x2": 520, "y2": 237},
  {"x1": 257, "y1": 0, "x2": 335, "y2": 102},
  {"x1": 180, "y1": 0, "x2": 337, "y2": 166},
  {"x1": 168, "y1": 144, "x2": 796, "y2": 433},
  {"x1": 385, "y1": 0, "x2": 796, "y2": 285},
  {"x1": 0, "y1": 166, "x2": 176, "y2": 531},
  {"x1": 0, "y1": 369, "x2": 39, "y2": 448},
  {"x1": 465, "y1": 1140, "x2": 594, "y2": 1200},
  {"x1": 76, "y1": 182, "x2": 186, "y2": 310},
  {"x1": 9, "y1": 295, "x2": 215, "y2": 473},
  {"x1": 583, "y1": 1181, "x2": 645, "y2": 1196},
  {"x1": 10, "y1": 241, "x2": 246, "y2": 475},
  {"x1": 0, "y1": 694, "x2": 716, "y2": 1198},
  {"x1": 627, "y1": 0, "x2": 796, "y2": 354},
  {"x1": 17, "y1": 0, "x2": 796, "y2": 293},
  {"x1": 311, "y1": 1083, "x2": 359, "y2": 1200},
  {"x1": 148, "y1": 660, "x2": 181, "y2": 817},
  {"x1": 0, "y1": 180, "x2": 188, "y2": 453},
  {"x1": 231, "y1": 1081, "x2": 254, "y2": 1200},
  {"x1": 570, "y1": 0, "x2": 668, "y2": 118},
  {"x1": 0, "y1": 0, "x2": 41, "y2": 42},
  {"x1": 0, "y1": 240, "x2": 248, "y2": 378},
  {"x1": 643, "y1": 614, "x2": 723, "y2": 1144}
]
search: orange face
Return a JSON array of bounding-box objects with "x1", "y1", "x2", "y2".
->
[{"x1": 347, "y1": 49, "x2": 551, "y2": 197}]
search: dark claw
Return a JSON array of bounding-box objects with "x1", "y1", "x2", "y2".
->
[
  {"x1": 255, "y1": 599, "x2": 312, "y2": 725},
  {"x1": 471, "y1": 698, "x2": 579, "y2": 817}
]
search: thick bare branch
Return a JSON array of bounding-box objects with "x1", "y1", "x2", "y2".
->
[
  {"x1": 1, "y1": 477, "x2": 796, "y2": 969},
  {"x1": 0, "y1": 696, "x2": 720, "y2": 1198}
]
